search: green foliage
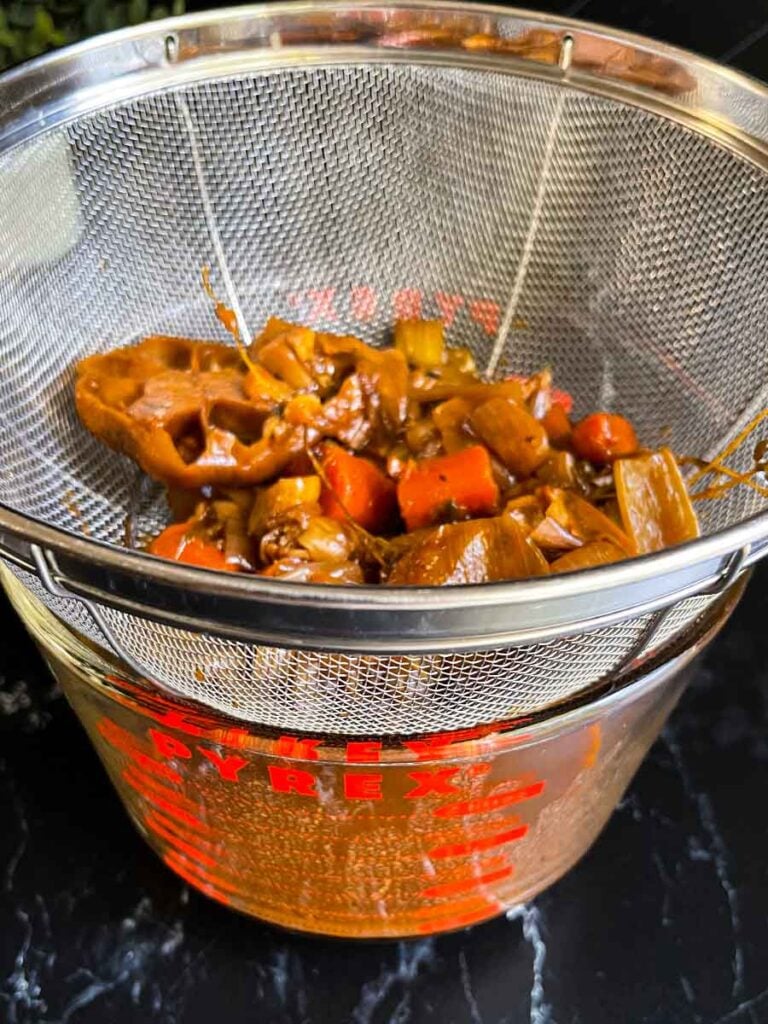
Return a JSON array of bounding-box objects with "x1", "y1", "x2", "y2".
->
[{"x1": 0, "y1": 0, "x2": 186, "y2": 70}]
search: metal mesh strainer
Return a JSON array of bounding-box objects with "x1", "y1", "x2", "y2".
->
[{"x1": 0, "y1": 2, "x2": 767, "y2": 732}]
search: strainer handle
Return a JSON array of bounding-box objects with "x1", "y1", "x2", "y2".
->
[{"x1": 23, "y1": 543, "x2": 159, "y2": 682}]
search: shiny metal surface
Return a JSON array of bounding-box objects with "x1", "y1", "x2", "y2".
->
[{"x1": 0, "y1": 3, "x2": 767, "y2": 727}]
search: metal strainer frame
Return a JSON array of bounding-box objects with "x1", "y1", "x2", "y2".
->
[{"x1": 0, "y1": 1, "x2": 768, "y2": 659}]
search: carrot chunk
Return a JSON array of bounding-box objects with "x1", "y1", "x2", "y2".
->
[
  {"x1": 397, "y1": 445, "x2": 499, "y2": 531},
  {"x1": 148, "y1": 522, "x2": 235, "y2": 571},
  {"x1": 320, "y1": 444, "x2": 397, "y2": 534}
]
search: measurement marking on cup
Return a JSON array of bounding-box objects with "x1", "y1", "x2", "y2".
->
[
  {"x1": 164, "y1": 851, "x2": 239, "y2": 898},
  {"x1": 416, "y1": 901, "x2": 499, "y2": 934},
  {"x1": 434, "y1": 781, "x2": 545, "y2": 818},
  {"x1": 145, "y1": 809, "x2": 217, "y2": 850},
  {"x1": 145, "y1": 812, "x2": 219, "y2": 869},
  {"x1": 97, "y1": 718, "x2": 185, "y2": 784},
  {"x1": 121, "y1": 766, "x2": 197, "y2": 811},
  {"x1": 428, "y1": 824, "x2": 529, "y2": 859},
  {"x1": 121, "y1": 774, "x2": 209, "y2": 832},
  {"x1": 421, "y1": 864, "x2": 514, "y2": 899},
  {"x1": 164, "y1": 853, "x2": 238, "y2": 893},
  {"x1": 423, "y1": 854, "x2": 508, "y2": 879},
  {"x1": 132, "y1": 752, "x2": 183, "y2": 786}
]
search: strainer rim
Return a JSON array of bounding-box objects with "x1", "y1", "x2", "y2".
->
[
  {"x1": 1, "y1": 499, "x2": 765, "y2": 609},
  {"x1": 3, "y1": 0, "x2": 768, "y2": 155},
  {"x1": 3, "y1": 0, "x2": 768, "y2": 104}
]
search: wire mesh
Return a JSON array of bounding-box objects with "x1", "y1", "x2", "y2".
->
[
  {"x1": 0, "y1": 59, "x2": 764, "y2": 729},
  {"x1": 7, "y1": 563, "x2": 714, "y2": 732}
]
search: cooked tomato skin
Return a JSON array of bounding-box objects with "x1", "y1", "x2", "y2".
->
[
  {"x1": 572, "y1": 413, "x2": 638, "y2": 464},
  {"x1": 148, "y1": 522, "x2": 235, "y2": 571}
]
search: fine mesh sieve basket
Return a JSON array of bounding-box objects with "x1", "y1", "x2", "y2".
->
[{"x1": 1, "y1": 1, "x2": 768, "y2": 736}]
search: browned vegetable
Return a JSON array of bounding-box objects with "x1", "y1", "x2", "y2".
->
[
  {"x1": 503, "y1": 495, "x2": 545, "y2": 534},
  {"x1": 75, "y1": 336, "x2": 305, "y2": 489},
  {"x1": 320, "y1": 445, "x2": 397, "y2": 534},
  {"x1": 298, "y1": 517, "x2": 355, "y2": 562},
  {"x1": 397, "y1": 446, "x2": 499, "y2": 531},
  {"x1": 387, "y1": 516, "x2": 548, "y2": 585},
  {"x1": 572, "y1": 412, "x2": 638, "y2": 465},
  {"x1": 541, "y1": 402, "x2": 572, "y2": 446},
  {"x1": 470, "y1": 397, "x2": 550, "y2": 477},
  {"x1": 550, "y1": 541, "x2": 626, "y2": 573},
  {"x1": 394, "y1": 318, "x2": 445, "y2": 369},
  {"x1": 535, "y1": 450, "x2": 578, "y2": 489},
  {"x1": 614, "y1": 448, "x2": 699, "y2": 553},
  {"x1": 530, "y1": 515, "x2": 582, "y2": 552},
  {"x1": 540, "y1": 488, "x2": 635, "y2": 554},
  {"x1": 408, "y1": 373, "x2": 526, "y2": 406},
  {"x1": 149, "y1": 521, "x2": 235, "y2": 571},
  {"x1": 258, "y1": 331, "x2": 317, "y2": 390},
  {"x1": 261, "y1": 557, "x2": 364, "y2": 584},
  {"x1": 248, "y1": 476, "x2": 322, "y2": 536},
  {"x1": 432, "y1": 397, "x2": 475, "y2": 453}
]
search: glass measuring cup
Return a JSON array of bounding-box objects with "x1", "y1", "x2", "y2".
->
[{"x1": 1, "y1": 566, "x2": 745, "y2": 938}]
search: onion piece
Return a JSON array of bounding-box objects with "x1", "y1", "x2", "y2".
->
[
  {"x1": 298, "y1": 516, "x2": 354, "y2": 562},
  {"x1": 248, "y1": 476, "x2": 322, "y2": 536},
  {"x1": 530, "y1": 516, "x2": 582, "y2": 552},
  {"x1": 543, "y1": 487, "x2": 634, "y2": 555},
  {"x1": 503, "y1": 495, "x2": 545, "y2": 535},
  {"x1": 262, "y1": 557, "x2": 363, "y2": 584},
  {"x1": 551, "y1": 540, "x2": 626, "y2": 574}
]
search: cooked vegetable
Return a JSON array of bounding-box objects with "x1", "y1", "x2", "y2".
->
[
  {"x1": 541, "y1": 488, "x2": 635, "y2": 554},
  {"x1": 572, "y1": 412, "x2": 638, "y2": 465},
  {"x1": 396, "y1": 446, "x2": 499, "y2": 531},
  {"x1": 530, "y1": 514, "x2": 582, "y2": 552},
  {"x1": 535, "y1": 450, "x2": 578, "y2": 489},
  {"x1": 541, "y1": 402, "x2": 572, "y2": 447},
  {"x1": 320, "y1": 444, "x2": 397, "y2": 534},
  {"x1": 408, "y1": 373, "x2": 526, "y2": 405},
  {"x1": 244, "y1": 364, "x2": 295, "y2": 405},
  {"x1": 432, "y1": 397, "x2": 474, "y2": 453},
  {"x1": 470, "y1": 398, "x2": 550, "y2": 476},
  {"x1": 261, "y1": 557, "x2": 364, "y2": 584},
  {"x1": 550, "y1": 541, "x2": 626, "y2": 574},
  {"x1": 212, "y1": 491, "x2": 255, "y2": 570},
  {"x1": 387, "y1": 516, "x2": 548, "y2": 585},
  {"x1": 259, "y1": 332, "x2": 316, "y2": 390},
  {"x1": 503, "y1": 495, "x2": 545, "y2": 534},
  {"x1": 148, "y1": 522, "x2": 235, "y2": 571},
  {"x1": 249, "y1": 475, "x2": 322, "y2": 536},
  {"x1": 394, "y1": 318, "x2": 445, "y2": 369},
  {"x1": 75, "y1": 306, "x2": 709, "y2": 586},
  {"x1": 614, "y1": 447, "x2": 699, "y2": 553},
  {"x1": 75, "y1": 336, "x2": 304, "y2": 489},
  {"x1": 298, "y1": 516, "x2": 355, "y2": 562}
]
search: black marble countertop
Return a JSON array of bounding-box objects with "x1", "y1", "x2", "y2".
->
[{"x1": 3, "y1": 3, "x2": 768, "y2": 1022}]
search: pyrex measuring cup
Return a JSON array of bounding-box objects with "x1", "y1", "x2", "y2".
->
[
  {"x1": 2, "y1": 567, "x2": 744, "y2": 938},
  {"x1": 2, "y1": 2, "x2": 768, "y2": 939}
]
